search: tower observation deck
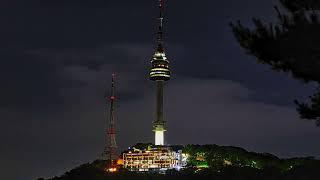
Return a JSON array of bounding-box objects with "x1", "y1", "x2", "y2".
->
[{"x1": 149, "y1": 0, "x2": 171, "y2": 146}]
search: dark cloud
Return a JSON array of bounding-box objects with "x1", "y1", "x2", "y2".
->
[{"x1": 0, "y1": 50, "x2": 63, "y2": 108}]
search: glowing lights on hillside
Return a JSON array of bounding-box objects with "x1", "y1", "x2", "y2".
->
[
  {"x1": 117, "y1": 159, "x2": 124, "y2": 165},
  {"x1": 224, "y1": 160, "x2": 232, "y2": 166},
  {"x1": 107, "y1": 167, "x2": 117, "y2": 172}
]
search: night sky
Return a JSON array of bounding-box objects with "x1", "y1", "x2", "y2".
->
[{"x1": 1, "y1": 0, "x2": 320, "y2": 180}]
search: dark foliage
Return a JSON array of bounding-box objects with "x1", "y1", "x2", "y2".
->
[
  {"x1": 45, "y1": 144, "x2": 320, "y2": 180},
  {"x1": 182, "y1": 144, "x2": 319, "y2": 171},
  {"x1": 131, "y1": 143, "x2": 153, "y2": 150},
  {"x1": 46, "y1": 162, "x2": 320, "y2": 180},
  {"x1": 230, "y1": 0, "x2": 320, "y2": 125}
]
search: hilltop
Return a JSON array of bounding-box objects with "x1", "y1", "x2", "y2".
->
[{"x1": 40, "y1": 144, "x2": 320, "y2": 180}]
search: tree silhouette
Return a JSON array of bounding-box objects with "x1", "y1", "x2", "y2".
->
[{"x1": 230, "y1": 0, "x2": 320, "y2": 126}]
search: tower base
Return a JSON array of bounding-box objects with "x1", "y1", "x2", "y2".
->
[{"x1": 155, "y1": 131, "x2": 164, "y2": 145}]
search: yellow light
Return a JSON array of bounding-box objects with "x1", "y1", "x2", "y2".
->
[
  {"x1": 224, "y1": 160, "x2": 232, "y2": 166},
  {"x1": 108, "y1": 168, "x2": 117, "y2": 172},
  {"x1": 154, "y1": 52, "x2": 166, "y2": 57},
  {"x1": 117, "y1": 159, "x2": 124, "y2": 165},
  {"x1": 151, "y1": 68, "x2": 170, "y2": 71},
  {"x1": 155, "y1": 131, "x2": 164, "y2": 145},
  {"x1": 150, "y1": 74, "x2": 170, "y2": 78}
]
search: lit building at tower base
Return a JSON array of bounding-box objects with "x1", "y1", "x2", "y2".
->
[{"x1": 122, "y1": 145, "x2": 187, "y2": 172}]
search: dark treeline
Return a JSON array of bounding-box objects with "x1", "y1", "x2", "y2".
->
[
  {"x1": 43, "y1": 162, "x2": 320, "y2": 180},
  {"x1": 183, "y1": 144, "x2": 320, "y2": 171},
  {"x1": 42, "y1": 144, "x2": 320, "y2": 180}
]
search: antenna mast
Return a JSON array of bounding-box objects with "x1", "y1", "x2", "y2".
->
[
  {"x1": 102, "y1": 74, "x2": 118, "y2": 165},
  {"x1": 157, "y1": 0, "x2": 165, "y2": 51}
]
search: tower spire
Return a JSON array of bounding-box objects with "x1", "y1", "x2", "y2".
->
[
  {"x1": 102, "y1": 74, "x2": 118, "y2": 165},
  {"x1": 157, "y1": 0, "x2": 164, "y2": 50}
]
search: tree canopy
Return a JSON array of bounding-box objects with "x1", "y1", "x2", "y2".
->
[
  {"x1": 46, "y1": 144, "x2": 320, "y2": 180},
  {"x1": 230, "y1": 0, "x2": 320, "y2": 126}
]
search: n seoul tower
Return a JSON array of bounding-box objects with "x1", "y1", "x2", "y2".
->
[{"x1": 149, "y1": 0, "x2": 171, "y2": 146}]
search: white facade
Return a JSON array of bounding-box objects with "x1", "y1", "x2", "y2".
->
[{"x1": 155, "y1": 131, "x2": 164, "y2": 145}]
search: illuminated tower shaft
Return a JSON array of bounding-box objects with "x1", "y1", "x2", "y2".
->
[
  {"x1": 150, "y1": 0, "x2": 170, "y2": 146},
  {"x1": 154, "y1": 81, "x2": 165, "y2": 145},
  {"x1": 103, "y1": 74, "x2": 118, "y2": 162}
]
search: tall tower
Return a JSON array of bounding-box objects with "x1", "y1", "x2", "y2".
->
[
  {"x1": 149, "y1": 0, "x2": 171, "y2": 146},
  {"x1": 102, "y1": 74, "x2": 118, "y2": 164}
]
